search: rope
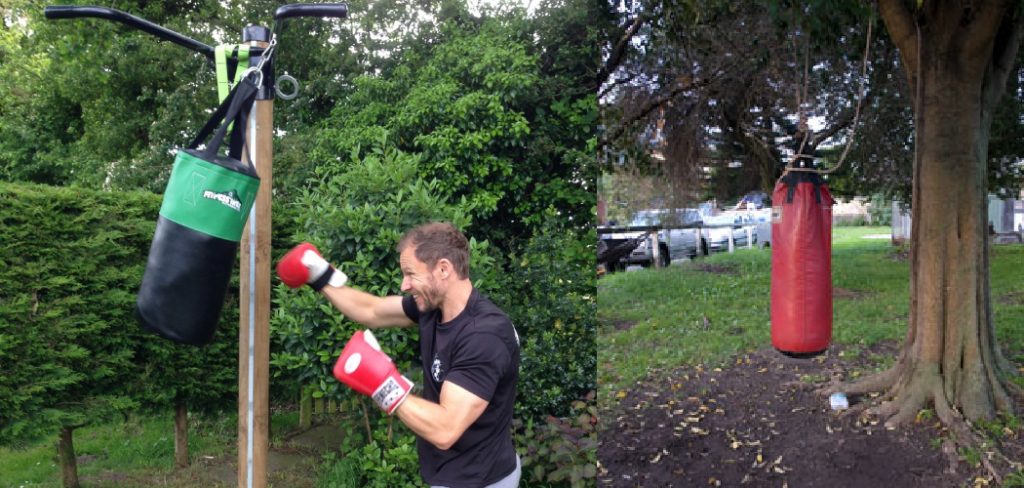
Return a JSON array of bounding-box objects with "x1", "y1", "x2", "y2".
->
[{"x1": 782, "y1": 17, "x2": 874, "y2": 177}]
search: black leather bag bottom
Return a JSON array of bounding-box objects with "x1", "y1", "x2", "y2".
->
[{"x1": 136, "y1": 216, "x2": 237, "y2": 345}]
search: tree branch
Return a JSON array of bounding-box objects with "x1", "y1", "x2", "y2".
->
[
  {"x1": 878, "y1": 0, "x2": 919, "y2": 78},
  {"x1": 810, "y1": 89, "x2": 876, "y2": 149},
  {"x1": 597, "y1": 14, "x2": 649, "y2": 89},
  {"x1": 982, "y1": 4, "x2": 1024, "y2": 113},
  {"x1": 599, "y1": 75, "x2": 715, "y2": 147}
]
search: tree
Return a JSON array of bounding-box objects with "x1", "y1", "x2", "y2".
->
[
  {"x1": 600, "y1": 1, "x2": 894, "y2": 205},
  {"x1": 0, "y1": 183, "x2": 158, "y2": 488},
  {"x1": 832, "y1": 0, "x2": 1022, "y2": 442}
]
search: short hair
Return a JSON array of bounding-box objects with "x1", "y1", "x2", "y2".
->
[{"x1": 397, "y1": 222, "x2": 470, "y2": 279}]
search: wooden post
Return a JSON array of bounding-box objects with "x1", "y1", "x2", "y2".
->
[
  {"x1": 238, "y1": 37, "x2": 273, "y2": 488},
  {"x1": 174, "y1": 400, "x2": 189, "y2": 468},
  {"x1": 299, "y1": 386, "x2": 313, "y2": 429},
  {"x1": 651, "y1": 231, "x2": 661, "y2": 268}
]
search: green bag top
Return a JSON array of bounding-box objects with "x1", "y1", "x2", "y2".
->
[{"x1": 159, "y1": 149, "x2": 260, "y2": 242}]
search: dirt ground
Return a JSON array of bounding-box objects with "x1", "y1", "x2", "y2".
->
[{"x1": 598, "y1": 343, "x2": 1024, "y2": 488}]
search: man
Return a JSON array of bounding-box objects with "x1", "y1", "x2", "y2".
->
[{"x1": 276, "y1": 222, "x2": 521, "y2": 488}]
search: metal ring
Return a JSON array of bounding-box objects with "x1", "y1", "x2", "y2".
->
[{"x1": 275, "y1": 74, "x2": 299, "y2": 100}]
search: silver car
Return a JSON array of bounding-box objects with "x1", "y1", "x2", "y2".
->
[{"x1": 702, "y1": 214, "x2": 758, "y2": 252}]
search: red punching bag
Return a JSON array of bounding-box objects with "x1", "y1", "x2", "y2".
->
[{"x1": 771, "y1": 171, "x2": 834, "y2": 356}]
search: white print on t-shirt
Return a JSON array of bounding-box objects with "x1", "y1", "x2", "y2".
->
[{"x1": 431, "y1": 353, "x2": 444, "y2": 383}]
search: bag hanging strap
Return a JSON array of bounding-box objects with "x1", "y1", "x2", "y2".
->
[
  {"x1": 215, "y1": 44, "x2": 251, "y2": 103},
  {"x1": 188, "y1": 74, "x2": 259, "y2": 168}
]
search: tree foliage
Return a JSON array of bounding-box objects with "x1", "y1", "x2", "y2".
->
[
  {"x1": 0, "y1": 181, "x2": 242, "y2": 450},
  {"x1": 0, "y1": 182, "x2": 152, "y2": 445},
  {"x1": 601, "y1": 0, "x2": 1024, "y2": 205}
]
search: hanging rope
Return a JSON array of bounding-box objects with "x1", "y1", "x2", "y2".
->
[{"x1": 783, "y1": 17, "x2": 874, "y2": 176}]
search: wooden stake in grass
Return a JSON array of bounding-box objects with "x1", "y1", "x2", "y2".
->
[{"x1": 175, "y1": 400, "x2": 189, "y2": 468}]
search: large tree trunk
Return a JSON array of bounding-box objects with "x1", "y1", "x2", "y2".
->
[
  {"x1": 174, "y1": 399, "x2": 189, "y2": 468},
  {"x1": 839, "y1": 1, "x2": 1022, "y2": 430},
  {"x1": 57, "y1": 426, "x2": 80, "y2": 488}
]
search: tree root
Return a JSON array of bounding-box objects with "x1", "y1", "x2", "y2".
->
[
  {"x1": 815, "y1": 366, "x2": 900, "y2": 398},
  {"x1": 829, "y1": 362, "x2": 1021, "y2": 484}
]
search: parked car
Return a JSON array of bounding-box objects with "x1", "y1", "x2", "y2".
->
[
  {"x1": 601, "y1": 209, "x2": 707, "y2": 269},
  {"x1": 702, "y1": 214, "x2": 758, "y2": 252}
]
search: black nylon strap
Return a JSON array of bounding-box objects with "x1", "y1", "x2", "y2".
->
[
  {"x1": 309, "y1": 267, "x2": 334, "y2": 292},
  {"x1": 782, "y1": 171, "x2": 824, "y2": 204},
  {"x1": 188, "y1": 75, "x2": 259, "y2": 172}
]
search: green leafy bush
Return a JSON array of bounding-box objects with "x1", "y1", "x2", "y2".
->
[
  {"x1": 316, "y1": 416, "x2": 424, "y2": 488},
  {"x1": 496, "y1": 212, "x2": 597, "y2": 420},
  {"x1": 0, "y1": 181, "x2": 245, "y2": 453},
  {"x1": 868, "y1": 194, "x2": 894, "y2": 226},
  {"x1": 0, "y1": 182, "x2": 157, "y2": 445},
  {"x1": 514, "y1": 393, "x2": 598, "y2": 488}
]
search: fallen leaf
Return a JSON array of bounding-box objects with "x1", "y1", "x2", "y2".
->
[
  {"x1": 616, "y1": 391, "x2": 627, "y2": 399},
  {"x1": 651, "y1": 452, "x2": 662, "y2": 464}
]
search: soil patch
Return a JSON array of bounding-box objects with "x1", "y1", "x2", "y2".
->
[
  {"x1": 997, "y1": 291, "x2": 1024, "y2": 306},
  {"x1": 692, "y1": 263, "x2": 739, "y2": 275},
  {"x1": 598, "y1": 342, "x2": 1022, "y2": 487},
  {"x1": 614, "y1": 320, "x2": 638, "y2": 332},
  {"x1": 832, "y1": 288, "x2": 871, "y2": 300}
]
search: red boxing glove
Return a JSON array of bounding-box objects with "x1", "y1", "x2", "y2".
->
[
  {"x1": 333, "y1": 330, "x2": 413, "y2": 415},
  {"x1": 276, "y1": 242, "x2": 348, "y2": 291}
]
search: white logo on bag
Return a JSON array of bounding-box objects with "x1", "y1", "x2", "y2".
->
[{"x1": 203, "y1": 189, "x2": 243, "y2": 212}]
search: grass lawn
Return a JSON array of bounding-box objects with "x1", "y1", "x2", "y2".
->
[
  {"x1": 0, "y1": 409, "x2": 323, "y2": 488},
  {"x1": 598, "y1": 226, "x2": 1024, "y2": 400}
]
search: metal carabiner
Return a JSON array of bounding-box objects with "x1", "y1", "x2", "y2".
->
[{"x1": 240, "y1": 66, "x2": 264, "y2": 89}]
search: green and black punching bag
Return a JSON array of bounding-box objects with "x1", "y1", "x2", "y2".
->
[{"x1": 136, "y1": 75, "x2": 260, "y2": 345}]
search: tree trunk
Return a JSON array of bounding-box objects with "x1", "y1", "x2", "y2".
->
[
  {"x1": 840, "y1": 1, "x2": 1022, "y2": 430},
  {"x1": 174, "y1": 400, "x2": 189, "y2": 468},
  {"x1": 57, "y1": 426, "x2": 80, "y2": 488}
]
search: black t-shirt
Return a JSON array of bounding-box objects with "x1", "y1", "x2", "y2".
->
[{"x1": 402, "y1": 289, "x2": 520, "y2": 488}]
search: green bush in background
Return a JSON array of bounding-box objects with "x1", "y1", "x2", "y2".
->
[
  {"x1": 0, "y1": 182, "x2": 155, "y2": 446},
  {"x1": 0, "y1": 182, "x2": 244, "y2": 482},
  {"x1": 495, "y1": 212, "x2": 597, "y2": 421}
]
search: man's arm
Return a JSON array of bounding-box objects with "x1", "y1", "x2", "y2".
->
[
  {"x1": 277, "y1": 242, "x2": 414, "y2": 329},
  {"x1": 321, "y1": 287, "x2": 414, "y2": 329},
  {"x1": 395, "y1": 382, "x2": 489, "y2": 450}
]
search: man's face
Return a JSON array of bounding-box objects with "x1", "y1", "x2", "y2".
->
[{"x1": 400, "y1": 246, "x2": 443, "y2": 313}]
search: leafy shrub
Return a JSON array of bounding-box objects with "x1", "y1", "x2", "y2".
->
[
  {"x1": 316, "y1": 416, "x2": 424, "y2": 488},
  {"x1": 0, "y1": 182, "x2": 157, "y2": 445},
  {"x1": 0, "y1": 181, "x2": 246, "y2": 452},
  {"x1": 868, "y1": 194, "x2": 894, "y2": 226},
  {"x1": 514, "y1": 392, "x2": 598, "y2": 488},
  {"x1": 495, "y1": 211, "x2": 596, "y2": 420}
]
